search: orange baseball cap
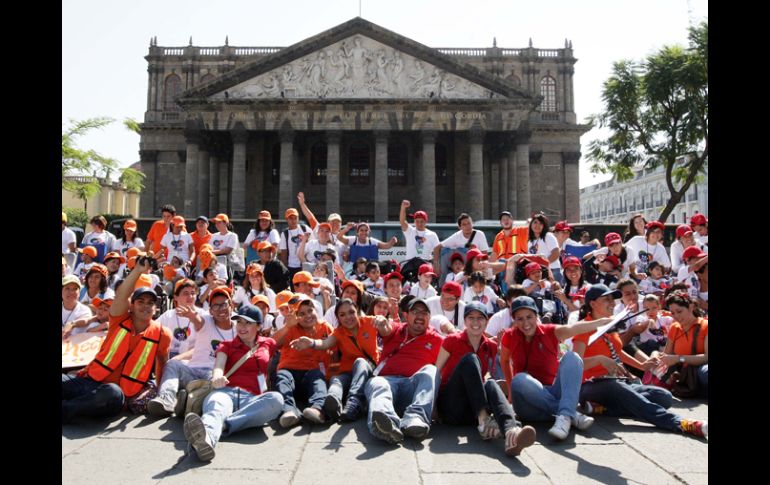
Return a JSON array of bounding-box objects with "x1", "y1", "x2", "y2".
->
[
  {"x1": 125, "y1": 247, "x2": 143, "y2": 259},
  {"x1": 163, "y1": 265, "x2": 178, "y2": 281},
  {"x1": 171, "y1": 216, "x2": 186, "y2": 227},
  {"x1": 285, "y1": 208, "x2": 299, "y2": 218},
  {"x1": 103, "y1": 251, "x2": 126, "y2": 264},
  {"x1": 256, "y1": 241, "x2": 274, "y2": 252},
  {"x1": 123, "y1": 219, "x2": 138, "y2": 231},
  {"x1": 86, "y1": 263, "x2": 109, "y2": 279},
  {"x1": 289, "y1": 293, "x2": 314, "y2": 313},
  {"x1": 275, "y1": 290, "x2": 295, "y2": 308},
  {"x1": 208, "y1": 285, "x2": 233, "y2": 304},
  {"x1": 79, "y1": 246, "x2": 98, "y2": 259},
  {"x1": 174, "y1": 278, "x2": 197, "y2": 295},
  {"x1": 211, "y1": 213, "x2": 230, "y2": 224},
  {"x1": 258, "y1": 210, "x2": 272, "y2": 220},
  {"x1": 341, "y1": 279, "x2": 365, "y2": 294},
  {"x1": 250, "y1": 294, "x2": 271, "y2": 308},
  {"x1": 318, "y1": 222, "x2": 332, "y2": 231},
  {"x1": 199, "y1": 250, "x2": 215, "y2": 268},
  {"x1": 293, "y1": 271, "x2": 320, "y2": 287},
  {"x1": 200, "y1": 243, "x2": 214, "y2": 253},
  {"x1": 92, "y1": 297, "x2": 113, "y2": 308},
  {"x1": 134, "y1": 274, "x2": 154, "y2": 289},
  {"x1": 246, "y1": 264, "x2": 264, "y2": 276}
]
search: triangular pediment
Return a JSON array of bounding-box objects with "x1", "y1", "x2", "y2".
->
[{"x1": 181, "y1": 18, "x2": 533, "y2": 103}]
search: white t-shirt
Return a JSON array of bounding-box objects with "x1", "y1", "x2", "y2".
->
[
  {"x1": 161, "y1": 232, "x2": 194, "y2": 263},
  {"x1": 211, "y1": 231, "x2": 239, "y2": 255},
  {"x1": 638, "y1": 313, "x2": 674, "y2": 344},
  {"x1": 273, "y1": 314, "x2": 286, "y2": 332},
  {"x1": 590, "y1": 246, "x2": 639, "y2": 277},
  {"x1": 461, "y1": 286, "x2": 499, "y2": 314},
  {"x1": 115, "y1": 238, "x2": 145, "y2": 256},
  {"x1": 244, "y1": 229, "x2": 281, "y2": 248},
  {"x1": 409, "y1": 284, "x2": 437, "y2": 299},
  {"x1": 279, "y1": 226, "x2": 312, "y2": 268},
  {"x1": 79, "y1": 287, "x2": 115, "y2": 305},
  {"x1": 425, "y1": 295, "x2": 466, "y2": 330},
  {"x1": 625, "y1": 236, "x2": 671, "y2": 273},
  {"x1": 639, "y1": 277, "x2": 671, "y2": 295},
  {"x1": 62, "y1": 228, "x2": 77, "y2": 254},
  {"x1": 485, "y1": 308, "x2": 512, "y2": 338},
  {"x1": 363, "y1": 277, "x2": 385, "y2": 296},
  {"x1": 232, "y1": 286, "x2": 277, "y2": 311},
  {"x1": 187, "y1": 315, "x2": 236, "y2": 369},
  {"x1": 694, "y1": 233, "x2": 708, "y2": 248},
  {"x1": 73, "y1": 262, "x2": 94, "y2": 280},
  {"x1": 613, "y1": 298, "x2": 646, "y2": 334},
  {"x1": 83, "y1": 231, "x2": 116, "y2": 253},
  {"x1": 523, "y1": 278, "x2": 552, "y2": 298},
  {"x1": 303, "y1": 239, "x2": 341, "y2": 264},
  {"x1": 527, "y1": 233, "x2": 561, "y2": 270},
  {"x1": 403, "y1": 224, "x2": 441, "y2": 260},
  {"x1": 444, "y1": 272, "x2": 464, "y2": 284},
  {"x1": 62, "y1": 302, "x2": 93, "y2": 335},
  {"x1": 157, "y1": 307, "x2": 205, "y2": 356},
  {"x1": 441, "y1": 230, "x2": 490, "y2": 252}
]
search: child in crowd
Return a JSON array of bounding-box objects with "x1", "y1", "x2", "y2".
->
[
  {"x1": 522, "y1": 262, "x2": 551, "y2": 298},
  {"x1": 410, "y1": 264, "x2": 438, "y2": 299},
  {"x1": 639, "y1": 261, "x2": 671, "y2": 295},
  {"x1": 73, "y1": 246, "x2": 97, "y2": 281},
  {"x1": 362, "y1": 262, "x2": 385, "y2": 296},
  {"x1": 443, "y1": 252, "x2": 466, "y2": 285},
  {"x1": 636, "y1": 294, "x2": 674, "y2": 355},
  {"x1": 462, "y1": 271, "x2": 504, "y2": 314}
]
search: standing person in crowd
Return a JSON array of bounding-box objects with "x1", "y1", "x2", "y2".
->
[
  {"x1": 210, "y1": 213, "x2": 239, "y2": 265},
  {"x1": 525, "y1": 213, "x2": 561, "y2": 283},
  {"x1": 271, "y1": 295, "x2": 334, "y2": 427},
  {"x1": 399, "y1": 199, "x2": 441, "y2": 269},
  {"x1": 115, "y1": 219, "x2": 145, "y2": 257},
  {"x1": 433, "y1": 213, "x2": 490, "y2": 277},
  {"x1": 62, "y1": 212, "x2": 77, "y2": 254},
  {"x1": 299, "y1": 223, "x2": 341, "y2": 264},
  {"x1": 243, "y1": 210, "x2": 281, "y2": 254},
  {"x1": 490, "y1": 211, "x2": 529, "y2": 263},
  {"x1": 572, "y1": 285, "x2": 707, "y2": 440},
  {"x1": 62, "y1": 275, "x2": 94, "y2": 339},
  {"x1": 83, "y1": 215, "x2": 117, "y2": 257},
  {"x1": 62, "y1": 258, "x2": 172, "y2": 423},
  {"x1": 426, "y1": 281, "x2": 466, "y2": 332},
  {"x1": 255, "y1": 241, "x2": 290, "y2": 293},
  {"x1": 79, "y1": 264, "x2": 115, "y2": 305},
  {"x1": 337, "y1": 221, "x2": 398, "y2": 263},
  {"x1": 409, "y1": 264, "x2": 438, "y2": 299},
  {"x1": 670, "y1": 225, "x2": 699, "y2": 274},
  {"x1": 690, "y1": 214, "x2": 708, "y2": 247},
  {"x1": 183, "y1": 304, "x2": 283, "y2": 462},
  {"x1": 502, "y1": 296, "x2": 607, "y2": 440},
  {"x1": 625, "y1": 221, "x2": 671, "y2": 275},
  {"x1": 623, "y1": 214, "x2": 647, "y2": 243},
  {"x1": 147, "y1": 286, "x2": 235, "y2": 417},
  {"x1": 279, "y1": 208, "x2": 312, "y2": 284},
  {"x1": 436, "y1": 301, "x2": 537, "y2": 456},
  {"x1": 145, "y1": 204, "x2": 176, "y2": 255},
  {"x1": 161, "y1": 216, "x2": 195, "y2": 265},
  {"x1": 291, "y1": 298, "x2": 388, "y2": 422},
  {"x1": 234, "y1": 263, "x2": 277, "y2": 311},
  {"x1": 190, "y1": 216, "x2": 213, "y2": 268},
  {"x1": 157, "y1": 278, "x2": 204, "y2": 359},
  {"x1": 364, "y1": 298, "x2": 443, "y2": 444}
]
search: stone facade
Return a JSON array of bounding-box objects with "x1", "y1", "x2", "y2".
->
[{"x1": 140, "y1": 18, "x2": 588, "y2": 222}]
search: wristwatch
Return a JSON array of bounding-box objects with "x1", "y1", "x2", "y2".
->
[{"x1": 678, "y1": 356, "x2": 686, "y2": 364}]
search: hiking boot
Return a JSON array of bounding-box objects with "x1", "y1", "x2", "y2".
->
[
  {"x1": 174, "y1": 389, "x2": 187, "y2": 418},
  {"x1": 183, "y1": 413, "x2": 215, "y2": 461},
  {"x1": 147, "y1": 395, "x2": 175, "y2": 418},
  {"x1": 302, "y1": 407, "x2": 326, "y2": 424},
  {"x1": 505, "y1": 425, "x2": 537, "y2": 457},
  {"x1": 548, "y1": 415, "x2": 572, "y2": 440},
  {"x1": 372, "y1": 411, "x2": 404, "y2": 444},
  {"x1": 340, "y1": 396, "x2": 363, "y2": 422},
  {"x1": 680, "y1": 419, "x2": 708, "y2": 440},
  {"x1": 279, "y1": 411, "x2": 301, "y2": 428},
  {"x1": 323, "y1": 395, "x2": 342, "y2": 421},
  {"x1": 572, "y1": 412, "x2": 595, "y2": 431}
]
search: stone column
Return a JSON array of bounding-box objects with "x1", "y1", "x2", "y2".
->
[
  {"x1": 374, "y1": 130, "x2": 389, "y2": 222},
  {"x1": 219, "y1": 160, "x2": 228, "y2": 213},
  {"x1": 184, "y1": 130, "x2": 200, "y2": 217},
  {"x1": 278, "y1": 127, "x2": 295, "y2": 212},
  {"x1": 468, "y1": 126, "x2": 484, "y2": 220},
  {"x1": 499, "y1": 152, "x2": 509, "y2": 213},
  {"x1": 231, "y1": 125, "x2": 248, "y2": 218},
  {"x1": 209, "y1": 155, "x2": 219, "y2": 215},
  {"x1": 326, "y1": 130, "x2": 342, "y2": 217},
  {"x1": 515, "y1": 132, "x2": 531, "y2": 219},
  {"x1": 420, "y1": 130, "x2": 437, "y2": 219},
  {"x1": 563, "y1": 151, "x2": 581, "y2": 222},
  {"x1": 490, "y1": 160, "x2": 500, "y2": 218},
  {"x1": 139, "y1": 150, "x2": 157, "y2": 217},
  {"x1": 197, "y1": 143, "x2": 210, "y2": 217},
  {"x1": 507, "y1": 146, "x2": 517, "y2": 216}
]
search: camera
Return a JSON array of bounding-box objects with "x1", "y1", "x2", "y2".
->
[{"x1": 138, "y1": 255, "x2": 158, "y2": 271}]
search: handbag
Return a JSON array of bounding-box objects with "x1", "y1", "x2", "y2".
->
[
  {"x1": 182, "y1": 343, "x2": 260, "y2": 416},
  {"x1": 671, "y1": 324, "x2": 702, "y2": 398}
]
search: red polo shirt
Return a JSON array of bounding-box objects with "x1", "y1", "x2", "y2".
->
[
  {"x1": 501, "y1": 323, "x2": 560, "y2": 385},
  {"x1": 439, "y1": 330, "x2": 498, "y2": 387},
  {"x1": 215, "y1": 336, "x2": 276, "y2": 395},
  {"x1": 332, "y1": 316, "x2": 380, "y2": 373},
  {"x1": 379, "y1": 322, "x2": 443, "y2": 377},
  {"x1": 572, "y1": 330, "x2": 624, "y2": 383}
]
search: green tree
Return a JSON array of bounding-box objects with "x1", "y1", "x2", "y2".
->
[{"x1": 586, "y1": 21, "x2": 707, "y2": 222}]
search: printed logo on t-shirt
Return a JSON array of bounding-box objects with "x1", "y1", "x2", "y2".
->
[
  {"x1": 173, "y1": 327, "x2": 190, "y2": 342},
  {"x1": 528, "y1": 240, "x2": 539, "y2": 254},
  {"x1": 290, "y1": 233, "x2": 302, "y2": 248},
  {"x1": 210, "y1": 339, "x2": 221, "y2": 356},
  {"x1": 472, "y1": 295, "x2": 489, "y2": 304},
  {"x1": 171, "y1": 239, "x2": 184, "y2": 250},
  {"x1": 637, "y1": 251, "x2": 650, "y2": 273},
  {"x1": 213, "y1": 240, "x2": 224, "y2": 248},
  {"x1": 256, "y1": 232, "x2": 269, "y2": 242},
  {"x1": 415, "y1": 234, "x2": 425, "y2": 255},
  {"x1": 90, "y1": 237, "x2": 101, "y2": 245}
]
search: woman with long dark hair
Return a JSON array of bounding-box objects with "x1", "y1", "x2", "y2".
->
[{"x1": 527, "y1": 213, "x2": 561, "y2": 283}]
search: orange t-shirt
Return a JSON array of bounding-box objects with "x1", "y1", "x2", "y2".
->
[
  {"x1": 191, "y1": 230, "x2": 212, "y2": 265},
  {"x1": 80, "y1": 311, "x2": 172, "y2": 384},
  {"x1": 332, "y1": 316, "x2": 380, "y2": 373},
  {"x1": 572, "y1": 330, "x2": 624, "y2": 383},
  {"x1": 667, "y1": 317, "x2": 708, "y2": 356},
  {"x1": 147, "y1": 220, "x2": 170, "y2": 254},
  {"x1": 492, "y1": 227, "x2": 529, "y2": 259},
  {"x1": 278, "y1": 321, "x2": 335, "y2": 372}
]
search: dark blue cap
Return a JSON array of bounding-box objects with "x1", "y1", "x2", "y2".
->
[
  {"x1": 464, "y1": 301, "x2": 489, "y2": 320},
  {"x1": 509, "y1": 296, "x2": 539, "y2": 317},
  {"x1": 584, "y1": 284, "x2": 622, "y2": 306},
  {"x1": 232, "y1": 303, "x2": 263, "y2": 324},
  {"x1": 131, "y1": 287, "x2": 158, "y2": 303}
]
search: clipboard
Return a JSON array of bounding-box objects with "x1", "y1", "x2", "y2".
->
[{"x1": 587, "y1": 308, "x2": 649, "y2": 346}]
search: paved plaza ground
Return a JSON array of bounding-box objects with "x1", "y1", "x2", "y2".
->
[{"x1": 62, "y1": 397, "x2": 707, "y2": 484}]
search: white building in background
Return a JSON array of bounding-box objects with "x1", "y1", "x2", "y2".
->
[{"x1": 579, "y1": 162, "x2": 707, "y2": 224}]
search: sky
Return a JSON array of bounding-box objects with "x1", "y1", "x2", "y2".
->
[{"x1": 62, "y1": 0, "x2": 707, "y2": 189}]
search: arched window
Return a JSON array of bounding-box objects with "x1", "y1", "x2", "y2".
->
[
  {"x1": 388, "y1": 142, "x2": 407, "y2": 185},
  {"x1": 436, "y1": 144, "x2": 448, "y2": 185},
  {"x1": 540, "y1": 76, "x2": 557, "y2": 112},
  {"x1": 349, "y1": 142, "x2": 370, "y2": 185},
  {"x1": 506, "y1": 73, "x2": 522, "y2": 88},
  {"x1": 310, "y1": 142, "x2": 327, "y2": 185},
  {"x1": 199, "y1": 73, "x2": 215, "y2": 85},
  {"x1": 164, "y1": 74, "x2": 182, "y2": 111},
  {"x1": 271, "y1": 144, "x2": 280, "y2": 185}
]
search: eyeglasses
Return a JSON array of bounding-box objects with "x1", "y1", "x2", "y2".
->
[
  {"x1": 210, "y1": 302, "x2": 230, "y2": 310},
  {"x1": 410, "y1": 309, "x2": 430, "y2": 316}
]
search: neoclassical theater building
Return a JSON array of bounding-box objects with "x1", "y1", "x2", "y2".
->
[{"x1": 139, "y1": 18, "x2": 588, "y2": 222}]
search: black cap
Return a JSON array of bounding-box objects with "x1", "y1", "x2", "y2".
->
[
  {"x1": 407, "y1": 298, "x2": 430, "y2": 313},
  {"x1": 499, "y1": 211, "x2": 513, "y2": 220},
  {"x1": 131, "y1": 287, "x2": 158, "y2": 303},
  {"x1": 196, "y1": 215, "x2": 209, "y2": 223}
]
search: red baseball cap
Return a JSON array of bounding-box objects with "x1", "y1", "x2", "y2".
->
[
  {"x1": 604, "y1": 232, "x2": 622, "y2": 246},
  {"x1": 441, "y1": 281, "x2": 462, "y2": 298},
  {"x1": 682, "y1": 246, "x2": 707, "y2": 261},
  {"x1": 418, "y1": 264, "x2": 437, "y2": 278},
  {"x1": 562, "y1": 256, "x2": 581, "y2": 269},
  {"x1": 524, "y1": 262, "x2": 542, "y2": 277},
  {"x1": 646, "y1": 221, "x2": 665, "y2": 232},
  {"x1": 383, "y1": 271, "x2": 404, "y2": 283},
  {"x1": 409, "y1": 210, "x2": 429, "y2": 221},
  {"x1": 449, "y1": 252, "x2": 465, "y2": 264},
  {"x1": 603, "y1": 255, "x2": 621, "y2": 269},
  {"x1": 676, "y1": 225, "x2": 694, "y2": 239},
  {"x1": 465, "y1": 249, "x2": 488, "y2": 262},
  {"x1": 554, "y1": 221, "x2": 573, "y2": 233},
  {"x1": 690, "y1": 214, "x2": 708, "y2": 226}
]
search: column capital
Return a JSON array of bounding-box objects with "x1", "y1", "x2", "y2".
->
[
  {"x1": 373, "y1": 130, "x2": 390, "y2": 143},
  {"x1": 184, "y1": 129, "x2": 202, "y2": 145},
  {"x1": 529, "y1": 150, "x2": 543, "y2": 164},
  {"x1": 326, "y1": 130, "x2": 342, "y2": 144},
  {"x1": 279, "y1": 128, "x2": 295, "y2": 143},
  {"x1": 420, "y1": 130, "x2": 437, "y2": 144},
  {"x1": 514, "y1": 130, "x2": 531, "y2": 145},
  {"x1": 562, "y1": 151, "x2": 581, "y2": 164},
  {"x1": 230, "y1": 123, "x2": 248, "y2": 144},
  {"x1": 139, "y1": 149, "x2": 158, "y2": 163},
  {"x1": 468, "y1": 128, "x2": 485, "y2": 144}
]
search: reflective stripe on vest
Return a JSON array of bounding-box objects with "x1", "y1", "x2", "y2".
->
[
  {"x1": 119, "y1": 324, "x2": 162, "y2": 397},
  {"x1": 87, "y1": 320, "x2": 132, "y2": 381}
]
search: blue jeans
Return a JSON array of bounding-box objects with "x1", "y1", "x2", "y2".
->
[
  {"x1": 62, "y1": 374, "x2": 125, "y2": 423},
  {"x1": 579, "y1": 379, "x2": 681, "y2": 431},
  {"x1": 697, "y1": 364, "x2": 708, "y2": 396},
  {"x1": 510, "y1": 351, "x2": 583, "y2": 421},
  {"x1": 156, "y1": 360, "x2": 212, "y2": 403},
  {"x1": 200, "y1": 388, "x2": 283, "y2": 446},
  {"x1": 328, "y1": 358, "x2": 373, "y2": 404},
  {"x1": 275, "y1": 368, "x2": 328, "y2": 416},
  {"x1": 364, "y1": 364, "x2": 438, "y2": 439}
]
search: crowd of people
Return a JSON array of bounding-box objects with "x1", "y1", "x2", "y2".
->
[{"x1": 62, "y1": 195, "x2": 708, "y2": 462}]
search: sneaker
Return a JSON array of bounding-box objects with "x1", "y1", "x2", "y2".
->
[
  {"x1": 572, "y1": 412, "x2": 595, "y2": 431},
  {"x1": 323, "y1": 395, "x2": 342, "y2": 421},
  {"x1": 302, "y1": 407, "x2": 326, "y2": 424},
  {"x1": 372, "y1": 411, "x2": 404, "y2": 444},
  {"x1": 548, "y1": 415, "x2": 572, "y2": 440},
  {"x1": 477, "y1": 415, "x2": 502, "y2": 440},
  {"x1": 340, "y1": 396, "x2": 363, "y2": 422},
  {"x1": 505, "y1": 425, "x2": 537, "y2": 457},
  {"x1": 581, "y1": 401, "x2": 606, "y2": 416},
  {"x1": 401, "y1": 419, "x2": 430, "y2": 440},
  {"x1": 183, "y1": 413, "x2": 215, "y2": 461},
  {"x1": 147, "y1": 396, "x2": 175, "y2": 418},
  {"x1": 279, "y1": 411, "x2": 301, "y2": 428},
  {"x1": 680, "y1": 419, "x2": 708, "y2": 440}
]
